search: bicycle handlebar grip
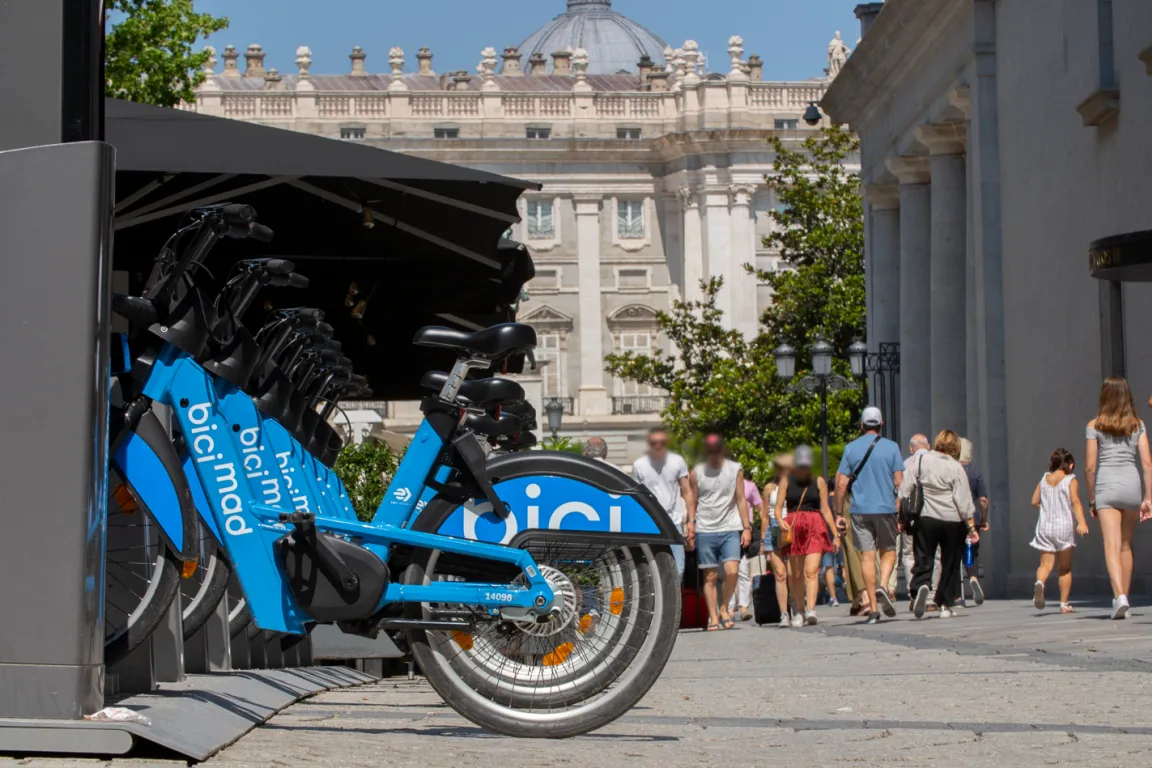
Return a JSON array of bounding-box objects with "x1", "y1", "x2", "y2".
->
[
  {"x1": 263, "y1": 258, "x2": 294, "y2": 275},
  {"x1": 325, "y1": 339, "x2": 343, "y2": 352},
  {"x1": 249, "y1": 223, "x2": 274, "y2": 243},
  {"x1": 287, "y1": 273, "x2": 309, "y2": 289},
  {"x1": 337, "y1": 356, "x2": 353, "y2": 368},
  {"x1": 319, "y1": 348, "x2": 341, "y2": 362},
  {"x1": 317, "y1": 322, "x2": 334, "y2": 338},
  {"x1": 222, "y1": 204, "x2": 257, "y2": 225},
  {"x1": 350, "y1": 373, "x2": 368, "y2": 386}
]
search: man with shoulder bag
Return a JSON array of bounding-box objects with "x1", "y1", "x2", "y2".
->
[{"x1": 834, "y1": 408, "x2": 904, "y2": 625}]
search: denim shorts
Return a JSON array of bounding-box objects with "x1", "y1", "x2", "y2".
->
[
  {"x1": 821, "y1": 550, "x2": 844, "y2": 570},
  {"x1": 762, "y1": 525, "x2": 781, "y2": 553},
  {"x1": 696, "y1": 530, "x2": 741, "y2": 568}
]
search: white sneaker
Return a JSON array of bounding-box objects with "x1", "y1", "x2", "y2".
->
[
  {"x1": 828, "y1": 598, "x2": 840, "y2": 607},
  {"x1": 913, "y1": 585, "x2": 930, "y2": 619},
  {"x1": 1033, "y1": 580, "x2": 1045, "y2": 610},
  {"x1": 805, "y1": 610, "x2": 818, "y2": 626},
  {"x1": 778, "y1": 614, "x2": 791, "y2": 629},
  {"x1": 791, "y1": 612, "x2": 804, "y2": 628},
  {"x1": 1112, "y1": 595, "x2": 1130, "y2": 620},
  {"x1": 939, "y1": 606, "x2": 954, "y2": 618}
]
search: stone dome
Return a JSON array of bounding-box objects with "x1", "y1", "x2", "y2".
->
[{"x1": 518, "y1": 0, "x2": 668, "y2": 76}]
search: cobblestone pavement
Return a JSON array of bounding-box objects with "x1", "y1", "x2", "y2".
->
[{"x1": 9, "y1": 599, "x2": 1152, "y2": 767}]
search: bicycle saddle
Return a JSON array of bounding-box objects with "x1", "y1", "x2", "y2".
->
[
  {"x1": 420, "y1": 371, "x2": 525, "y2": 406},
  {"x1": 412, "y1": 323, "x2": 536, "y2": 361}
]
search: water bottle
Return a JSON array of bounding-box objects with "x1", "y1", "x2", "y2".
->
[{"x1": 964, "y1": 541, "x2": 975, "y2": 568}]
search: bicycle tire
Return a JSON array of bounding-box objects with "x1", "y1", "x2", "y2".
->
[
  {"x1": 402, "y1": 498, "x2": 680, "y2": 738},
  {"x1": 104, "y1": 473, "x2": 183, "y2": 666},
  {"x1": 180, "y1": 526, "x2": 232, "y2": 640}
]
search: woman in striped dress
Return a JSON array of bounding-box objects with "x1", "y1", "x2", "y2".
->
[{"x1": 1030, "y1": 448, "x2": 1089, "y2": 613}]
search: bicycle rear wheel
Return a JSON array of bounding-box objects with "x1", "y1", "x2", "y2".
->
[
  {"x1": 180, "y1": 525, "x2": 232, "y2": 639},
  {"x1": 404, "y1": 540, "x2": 680, "y2": 738},
  {"x1": 104, "y1": 473, "x2": 182, "y2": 665}
]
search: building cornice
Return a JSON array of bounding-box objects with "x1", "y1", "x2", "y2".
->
[{"x1": 821, "y1": 0, "x2": 970, "y2": 128}]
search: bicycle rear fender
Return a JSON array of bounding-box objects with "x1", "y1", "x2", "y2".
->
[
  {"x1": 112, "y1": 409, "x2": 198, "y2": 560},
  {"x1": 431, "y1": 452, "x2": 682, "y2": 547}
]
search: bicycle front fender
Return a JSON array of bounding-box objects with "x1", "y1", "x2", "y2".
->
[
  {"x1": 112, "y1": 409, "x2": 199, "y2": 561},
  {"x1": 418, "y1": 451, "x2": 683, "y2": 548}
]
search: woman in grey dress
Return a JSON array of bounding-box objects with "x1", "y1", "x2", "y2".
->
[{"x1": 1085, "y1": 377, "x2": 1152, "y2": 620}]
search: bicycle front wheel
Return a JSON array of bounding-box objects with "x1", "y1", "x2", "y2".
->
[
  {"x1": 404, "y1": 540, "x2": 680, "y2": 738},
  {"x1": 180, "y1": 525, "x2": 232, "y2": 639}
]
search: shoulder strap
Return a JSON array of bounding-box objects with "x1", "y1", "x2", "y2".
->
[{"x1": 847, "y1": 435, "x2": 884, "y2": 490}]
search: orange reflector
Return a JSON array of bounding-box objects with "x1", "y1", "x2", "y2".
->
[
  {"x1": 451, "y1": 631, "x2": 473, "y2": 650},
  {"x1": 578, "y1": 614, "x2": 594, "y2": 634},
  {"x1": 609, "y1": 587, "x2": 625, "y2": 615},
  {"x1": 113, "y1": 484, "x2": 137, "y2": 514},
  {"x1": 181, "y1": 560, "x2": 198, "y2": 579},
  {"x1": 542, "y1": 642, "x2": 574, "y2": 666}
]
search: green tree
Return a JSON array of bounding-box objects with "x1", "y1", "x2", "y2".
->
[
  {"x1": 105, "y1": 0, "x2": 229, "y2": 107},
  {"x1": 333, "y1": 440, "x2": 401, "y2": 522},
  {"x1": 606, "y1": 127, "x2": 865, "y2": 483}
]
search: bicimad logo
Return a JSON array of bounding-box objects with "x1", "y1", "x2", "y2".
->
[{"x1": 188, "y1": 403, "x2": 253, "y2": 536}]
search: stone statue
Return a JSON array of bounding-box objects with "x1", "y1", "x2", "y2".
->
[
  {"x1": 202, "y1": 45, "x2": 217, "y2": 75},
  {"x1": 828, "y1": 30, "x2": 851, "y2": 79},
  {"x1": 478, "y1": 47, "x2": 499, "y2": 77},
  {"x1": 663, "y1": 45, "x2": 676, "y2": 73},
  {"x1": 295, "y1": 45, "x2": 312, "y2": 77}
]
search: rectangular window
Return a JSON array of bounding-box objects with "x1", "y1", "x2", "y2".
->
[
  {"x1": 617, "y1": 200, "x2": 645, "y2": 239},
  {"x1": 526, "y1": 200, "x2": 555, "y2": 239},
  {"x1": 617, "y1": 333, "x2": 652, "y2": 396},
  {"x1": 530, "y1": 268, "x2": 560, "y2": 292},
  {"x1": 617, "y1": 267, "x2": 648, "y2": 291},
  {"x1": 617, "y1": 127, "x2": 642, "y2": 140},
  {"x1": 526, "y1": 127, "x2": 552, "y2": 140},
  {"x1": 434, "y1": 128, "x2": 459, "y2": 139},
  {"x1": 537, "y1": 333, "x2": 564, "y2": 397},
  {"x1": 340, "y1": 127, "x2": 366, "y2": 140},
  {"x1": 774, "y1": 119, "x2": 799, "y2": 130}
]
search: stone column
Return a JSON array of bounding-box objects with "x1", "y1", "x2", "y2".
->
[
  {"x1": 863, "y1": 184, "x2": 901, "y2": 353},
  {"x1": 917, "y1": 123, "x2": 968, "y2": 435},
  {"x1": 702, "y1": 189, "x2": 734, "y2": 327},
  {"x1": 950, "y1": 87, "x2": 981, "y2": 454},
  {"x1": 678, "y1": 187, "x2": 704, "y2": 303},
  {"x1": 886, "y1": 156, "x2": 931, "y2": 445},
  {"x1": 729, "y1": 184, "x2": 758, "y2": 336},
  {"x1": 574, "y1": 195, "x2": 610, "y2": 416}
]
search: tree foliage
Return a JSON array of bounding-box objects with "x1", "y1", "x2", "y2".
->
[
  {"x1": 333, "y1": 440, "x2": 401, "y2": 522},
  {"x1": 606, "y1": 127, "x2": 865, "y2": 483},
  {"x1": 105, "y1": 0, "x2": 229, "y2": 107}
]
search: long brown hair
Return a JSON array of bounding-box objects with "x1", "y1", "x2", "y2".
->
[{"x1": 1095, "y1": 377, "x2": 1141, "y2": 437}]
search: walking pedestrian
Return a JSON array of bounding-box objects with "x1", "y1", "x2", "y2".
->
[
  {"x1": 902, "y1": 430, "x2": 978, "y2": 619},
  {"x1": 632, "y1": 427, "x2": 695, "y2": 578},
  {"x1": 761, "y1": 454, "x2": 794, "y2": 628},
  {"x1": 583, "y1": 437, "x2": 614, "y2": 467},
  {"x1": 728, "y1": 476, "x2": 762, "y2": 621},
  {"x1": 835, "y1": 407, "x2": 903, "y2": 625},
  {"x1": 1030, "y1": 448, "x2": 1089, "y2": 613},
  {"x1": 821, "y1": 548, "x2": 843, "y2": 606},
  {"x1": 960, "y1": 437, "x2": 989, "y2": 605},
  {"x1": 774, "y1": 446, "x2": 841, "y2": 626},
  {"x1": 1086, "y1": 377, "x2": 1152, "y2": 620},
  {"x1": 689, "y1": 435, "x2": 752, "y2": 631},
  {"x1": 900, "y1": 434, "x2": 930, "y2": 607}
]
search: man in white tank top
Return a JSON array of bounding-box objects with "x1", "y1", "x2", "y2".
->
[{"x1": 689, "y1": 435, "x2": 751, "y2": 630}]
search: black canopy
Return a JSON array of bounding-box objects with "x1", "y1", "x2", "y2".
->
[{"x1": 105, "y1": 99, "x2": 537, "y2": 398}]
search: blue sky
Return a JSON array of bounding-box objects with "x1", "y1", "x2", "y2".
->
[{"x1": 192, "y1": 0, "x2": 863, "y2": 81}]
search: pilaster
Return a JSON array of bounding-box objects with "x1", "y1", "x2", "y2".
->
[{"x1": 573, "y1": 195, "x2": 609, "y2": 416}]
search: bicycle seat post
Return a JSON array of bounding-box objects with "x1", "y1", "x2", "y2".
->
[{"x1": 439, "y1": 357, "x2": 489, "y2": 403}]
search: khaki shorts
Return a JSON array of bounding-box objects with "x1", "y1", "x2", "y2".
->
[{"x1": 851, "y1": 513, "x2": 899, "y2": 553}]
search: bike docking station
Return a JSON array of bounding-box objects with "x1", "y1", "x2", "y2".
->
[{"x1": 0, "y1": 3, "x2": 378, "y2": 761}]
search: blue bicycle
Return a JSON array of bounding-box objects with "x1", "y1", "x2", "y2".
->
[{"x1": 110, "y1": 204, "x2": 682, "y2": 737}]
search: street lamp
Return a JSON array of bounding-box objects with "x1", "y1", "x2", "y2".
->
[
  {"x1": 803, "y1": 101, "x2": 823, "y2": 126},
  {"x1": 773, "y1": 334, "x2": 860, "y2": 479},
  {"x1": 848, "y1": 338, "x2": 868, "y2": 378},
  {"x1": 544, "y1": 397, "x2": 564, "y2": 441}
]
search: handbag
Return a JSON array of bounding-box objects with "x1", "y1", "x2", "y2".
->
[
  {"x1": 778, "y1": 486, "x2": 807, "y2": 547},
  {"x1": 743, "y1": 521, "x2": 762, "y2": 558},
  {"x1": 898, "y1": 455, "x2": 926, "y2": 529}
]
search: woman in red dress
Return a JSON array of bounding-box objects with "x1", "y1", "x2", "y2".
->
[{"x1": 773, "y1": 445, "x2": 841, "y2": 626}]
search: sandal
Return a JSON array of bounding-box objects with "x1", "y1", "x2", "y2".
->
[
  {"x1": 705, "y1": 622, "x2": 722, "y2": 632},
  {"x1": 1060, "y1": 603, "x2": 1076, "y2": 614},
  {"x1": 721, "y1": 617, "x2": 737, "y2": 630}
]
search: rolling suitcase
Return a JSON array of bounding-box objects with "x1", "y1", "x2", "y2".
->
[
  {"x1": 752, "y1": 574, "x2": 781, "y2": 625},
  {"x1": 679, "y1": 550, "x2": 710, "y2": 629}
]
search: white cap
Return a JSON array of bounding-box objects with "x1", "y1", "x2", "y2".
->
[{"x1": 861, "y1": 406, "x2": 883, "y2": 427}]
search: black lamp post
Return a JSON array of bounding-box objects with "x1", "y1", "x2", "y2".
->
[
  {"x1": 544, "y1": 397, "x2": 564, "y2": 441},
  {"x1": 773, "y1": 334, "x2": 860, "y2": 480},
  {"x1": 803, "y1": 101, "x2": 823, "y2": 126}
]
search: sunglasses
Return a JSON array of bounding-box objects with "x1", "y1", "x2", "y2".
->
[{"x1": 647, "y1": 440, "x2": 668, "y2": 448}]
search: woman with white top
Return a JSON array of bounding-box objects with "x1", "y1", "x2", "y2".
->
[
  {"x1": 901, "y1": 430, "x2": 978, "y2": 619},
  {"x1": 1030, "y1": 448, "x2": 1089, "y2": 613},
  {"x1": 688, "y1": 434, "x2": 751, "y2": 631},
  {"x1": 1086, "y1": 377, "x2": 1152, "y2": 620},
  {"x1": 761, "y1": 454, "x2": 794, "y2": 628}
]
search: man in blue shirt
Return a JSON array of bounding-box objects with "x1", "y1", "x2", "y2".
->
[{"x1": 835, "y1": 407, "x2": 904, "y2": 625}]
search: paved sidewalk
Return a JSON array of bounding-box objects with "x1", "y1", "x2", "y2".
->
[{"x1": 8, "y1": 598, "x2": 1152, "y2": 767}]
